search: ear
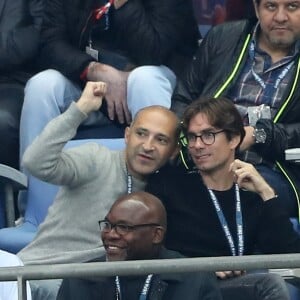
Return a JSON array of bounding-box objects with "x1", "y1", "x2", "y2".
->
[
  {"x1": 152, "y1": 226, "x2": 166, "y2": 245},
  {"x1": 169, "y1": 143, "x2": 181, "y2": 161},
  {"x1": 229, "y1": 135, "x2": 241, "y2": 151},
  {"x1": 124, "y1": 126, "x2": 130, "y2": 145}
]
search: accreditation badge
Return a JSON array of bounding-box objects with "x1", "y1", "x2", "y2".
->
[
  {"x1": 247, "y1": 104, "x2": 271, "y2": 126},
  {"x1": 86, "y1": 46, "x2": 99, "y2": 61}
]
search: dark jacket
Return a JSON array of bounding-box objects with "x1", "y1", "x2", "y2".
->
[
  {"x1": 57, "y1": 248, "x2": 222, "y2": 300},
  {"x1": 171, "y1": 19, "x2": 300, "y2": 210},
  {"x1": 38, "y1": 0, "x2": 200, "y2": 82},
  {"x1": 0, "y1": 0, "x2": 43, "y2": 84}
]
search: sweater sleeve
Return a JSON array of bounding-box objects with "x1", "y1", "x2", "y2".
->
[
  {"x1": 256, "y1": 197, "x2": 300, "y2": 253},
  {"x1": 22, "y1": 102, "x2": 105, "y2": 186}
]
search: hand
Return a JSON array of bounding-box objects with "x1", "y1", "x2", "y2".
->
[
  {"x1": 76, "y1": 81, "x2": 107, "y2": 115},
  {"x1": 87, "y1": 62, "x2": 131, "y2": 124},
  {"x1": 239, "y1": 126, "x2": 255, "y2": 152},
  {"x1": 230, "y1": 159, "x2": 276, "y2": 201},
  {"x1": 114, "y1": 0, "x2": 128, "y2": 9},
  {"x1": 216, "y1": 270, "x2": 245, "y2": 280}
]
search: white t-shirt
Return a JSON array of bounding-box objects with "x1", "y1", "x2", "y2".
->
[{"x1": 0, "y1": 250, "x2": 32, "y2": 300}]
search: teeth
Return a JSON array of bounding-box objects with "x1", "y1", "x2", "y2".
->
[{"x1": 108, "y1": 246, "x2": 119, "y2": 250}]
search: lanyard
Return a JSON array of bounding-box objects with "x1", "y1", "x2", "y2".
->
[
  {"x1": 115, "y1": 274, "x2": 153, "y2": 300},
  {"x1": 248, "y1": 41, "x2": 294, "y2": 101},
  {"x1": 80, "y1": 0, "x2": 113, "y2": 46},
  {"x1": 208, "y1": 184, "x2": 244, "y2": 256},
  {"x1": 127, "y1": 173, "x2": 132, "y2": 194},
  {"x1": 94, "y1": 0, "x2": 114, "y2": 20}
]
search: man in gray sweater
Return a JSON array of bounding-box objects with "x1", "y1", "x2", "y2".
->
[{"x1": 18, "y1": 81, "x2": 180, "y2": 300}]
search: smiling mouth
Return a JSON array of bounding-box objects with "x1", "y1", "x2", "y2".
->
[
  {"x1": 105, "y1": 245, "x2": 125, "y2": 257},
  {"x1": 195, "y1": 153, "x2": 210, "y2": 160}
]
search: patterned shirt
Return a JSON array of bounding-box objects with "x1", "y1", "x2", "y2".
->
[{"x1": 226, "y1": 22, "x2": 300, "y2": 126}]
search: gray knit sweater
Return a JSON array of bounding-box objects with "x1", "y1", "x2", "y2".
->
[{"x1": 18, "y1": 103, "x2": 146, "y2": 265}]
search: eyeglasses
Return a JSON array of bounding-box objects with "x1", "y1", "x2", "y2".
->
[
  {"x1": 184, "y1": 130, "x2": 225, "y2": 146},
  {"x1": 98, "y1": 220, "x2": 161, "y2": 236}
]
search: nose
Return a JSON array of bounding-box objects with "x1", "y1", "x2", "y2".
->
[
  {"x1": 142, "y1": 137, "x2": 155, "y2": 151},
  {"x1": 102, "y1": 225, "x2": 120, "y2": 239},
  {"x1": 193, "y1": 136, "x2": 205, "y2": 148},
  {"x1": 273, "y1": 7, "x2": 288, "y2": 23}
]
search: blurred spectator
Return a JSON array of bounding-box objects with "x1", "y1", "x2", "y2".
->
[
  {"x1": 0, "y1": 0, "x2": 43, "y2": 169},
  {"x1": 192, "y1": 0, "x2": 255, "y2": 36},
  {"x1": 0, "y1": 249, "x2": 32, "y2": 300},
  {"x1": 20, "y1": 0, "x2": 200, "y2": 162}
]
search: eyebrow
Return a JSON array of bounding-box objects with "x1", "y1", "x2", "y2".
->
[
  {"x1": 188, "y1": 127, "x2": 217, "y2": 134},
  {"x1": 137, "y1": 127, "x2": 171, "y2": 139},
  {"x1": 105, "y1": 217, "x2": 132, "y2": 225}
]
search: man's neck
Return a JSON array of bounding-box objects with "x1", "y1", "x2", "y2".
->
[
  {"x1": 200, "y1": 168, "x2": 234, "y2": 191},
  {"x1": 257, "y1": 33, "x2": 292, "y2": 63}
]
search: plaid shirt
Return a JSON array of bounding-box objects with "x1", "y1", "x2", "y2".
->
[{"x1": 227, "y1": 23, "x2": 300, "y2": 126}]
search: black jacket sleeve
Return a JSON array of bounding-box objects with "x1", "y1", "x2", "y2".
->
[
  {"x1": 0, "y1": 0, "x2": 42, "y2": 71},
  {"x1": 255, "y1": 118, "x2": 300, "y2": 161},
  {"x1": 38, "y1": 0, "x2": 199, "y2": 81},
  {"x1": 38, "y1": 0, "x2": 95, "y2": 81},
  {"x1": 111, "y1": 0, "x2": 199, "y2": 66},
  {"x1": 257, "y1": 197, "x2": 300, "y2": 253}
]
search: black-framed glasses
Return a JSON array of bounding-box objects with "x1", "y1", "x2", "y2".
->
[
  {"x1": 98, "y1": 220, "x2": 161, "y2": 236},
  {"x1": 184, "y1": 130, "x2": 225, "y2": 146}
]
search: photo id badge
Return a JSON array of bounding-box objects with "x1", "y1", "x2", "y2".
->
[
  {"x1": 247, "y1": 104, "x2": 271, "y2": 126},
  {"x1": 86, "y1": 46, "x2": 99, "y2": 61}
]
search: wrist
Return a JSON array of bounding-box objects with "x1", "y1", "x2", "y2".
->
[
  {"x1": 86, "y1": 61, "x2": 98, "y2": 81},
  {"x1": 75, "y1": 100, "x2": 90, "y2": 116},
  {"x1": 259, "y1": 186, "x2": 277, "y2": 201},
  {"x1": 253, "y1": 127, "x2": 267, "y2": 144}
]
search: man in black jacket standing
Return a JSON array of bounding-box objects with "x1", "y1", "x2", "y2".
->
[
  {"x1": 20, "y1": 0, "x2": 200, "y2": 161},
  {"x1": 171, "y1": 0, "x2": 300, "y2": 218},
  {"x1": 57, "y1": 191, "x2": 222, "y2": 300}
]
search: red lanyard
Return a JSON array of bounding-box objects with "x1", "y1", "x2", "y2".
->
[{"x1": 94, "y1": 0, "x2": 114, "y2": 20}]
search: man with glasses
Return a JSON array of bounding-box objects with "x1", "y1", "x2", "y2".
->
[
  {"x1": 146, "y1": 96, "x2": 300, "y2": 300},
  {"x1": 57, "y1": 191, "x2": 222, "y2": 300},
  {"x1": 17, "y1": 81, "x2": 180, "y2": 300},
  {"x1": 171, "y1": 0, "x2": 300, "y2": 219}
]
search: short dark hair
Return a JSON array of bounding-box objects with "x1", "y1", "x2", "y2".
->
[{"x1": 182, "y1": 97, "x2": 245, "y2": 148}]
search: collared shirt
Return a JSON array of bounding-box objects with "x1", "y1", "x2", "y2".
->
[{"x1": 227, "y1": 22, "x2": 300, "y2": 125}]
